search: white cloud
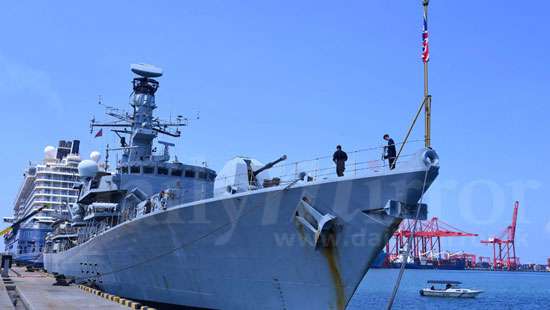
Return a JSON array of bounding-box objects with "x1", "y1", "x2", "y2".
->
[{"x1": 0, "y1": 54, "x2": 62, "y2": 113}]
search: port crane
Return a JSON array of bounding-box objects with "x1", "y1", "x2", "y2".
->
[
  {"x1": 480, "y1": 201, "x2": 520, "y2": 270},
  {"x1": 386, "y1": 217, "x2": 478, "y2": 264}
]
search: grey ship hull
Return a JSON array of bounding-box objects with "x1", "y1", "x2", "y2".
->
[{"x1": 44, "y1": 166, "x2": 437, "y2": 309}]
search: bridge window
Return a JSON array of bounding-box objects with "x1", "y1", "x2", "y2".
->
[
  {"x1": 171, "y1": 169, "x2": 183, "y2": 177},
  {"x1": 90, "y1": 177, "x2": 101, "y2": 189},
  {"x1": 157, "y1": 167, "x2": 168, "y2": 175},
  {"x1": 143, "y1": 166, "x2": 154, "y2": 174},
  {"x1": 185, "y1": 170, "x2": 196, "y2": 178},
  {"x1": 198, "y1": 171, "x2": 207, "y2": 179},
  {"x1": 130, "y1": 166, "x2": 141, "y2": 174},
  {"x1": 208, "y1": 172, "x2": 217, "y2": 181},
  {"x1": 121, "y1": 166, "x2": 128, "y2": 174}
]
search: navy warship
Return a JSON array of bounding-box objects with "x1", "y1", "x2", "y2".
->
[{"x1": 43, "y1": 64, "x2": 440, "y2": 309}]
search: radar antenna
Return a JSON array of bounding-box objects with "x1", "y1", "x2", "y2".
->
[
  {"x1": 90, "y1": 64, "x2": 188, "y2": 139},
  {"x1": 89, "y1": 64, "x2": 189, "y2": 163}
]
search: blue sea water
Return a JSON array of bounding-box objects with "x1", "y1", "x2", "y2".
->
[{"x1": 348, "y1": 269, "x2": 550, "y2": 309}]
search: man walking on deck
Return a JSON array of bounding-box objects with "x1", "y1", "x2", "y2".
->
[
  {"x1": 383, "y1": 134, "x2": 397, "y2": 169},
  {"x1": 333, "y1": 145, "x2": 348, "y2": 177}
]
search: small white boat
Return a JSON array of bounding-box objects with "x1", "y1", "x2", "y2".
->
[{"x1": 420, "y1": 280, "x2": 483, "y2": 298}]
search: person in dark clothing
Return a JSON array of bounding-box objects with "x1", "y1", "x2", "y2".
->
[
  {"x1": 383, "y1": 134, "x2": 397, "y2": 169},
  {"x1": 332, "y1": 145, "x2": 348, "y2": 177}
]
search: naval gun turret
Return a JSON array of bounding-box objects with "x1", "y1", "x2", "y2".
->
[
  {"x1": 248, "y1": 155, "x2": 287, "y2": 187},
  {"x1": 252, "y1": 155, "x2": 287, "y2": 178},
  {"x1": 214, "y1": 155, "x2": 287, "y2": 196}
]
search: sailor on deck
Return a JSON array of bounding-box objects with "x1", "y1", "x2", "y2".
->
[
  {"x1": 333, "y1": 145, "x2": 348, "y2": 177},
  {"x1": 383, "y1": 134, "x2": 397, "y2": 170}
]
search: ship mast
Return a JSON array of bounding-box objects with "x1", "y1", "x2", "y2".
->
[{"x1": 90, "y1": 64, "x2": 188, "y2": 164}]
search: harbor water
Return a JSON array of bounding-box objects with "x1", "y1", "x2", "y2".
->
[{"x1": 349, "y1": 269, "x2": 550, "y2": 309}]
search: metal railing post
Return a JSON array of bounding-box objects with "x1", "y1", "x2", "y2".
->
[{"x1": 354, "y1": 153, "x2": 357, "y2": 176}]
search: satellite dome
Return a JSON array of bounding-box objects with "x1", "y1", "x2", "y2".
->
[
  {"x1": 90, "y1": 151, "x2": 101, "y2": 162},
  {"x1": 44, "y1": 146, "x2": 56, "y2": 159},
  {"x1": 78, "y1": 160, "x2": 98, "y2": 178},
  {"x1": 130, "y1": 63, "x2": 163, "y2": 78}
]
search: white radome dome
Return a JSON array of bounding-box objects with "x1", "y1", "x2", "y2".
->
[
  {"x1": 44, "y1": 146, "x2": 56, "y2": 159},
  {"x1": 78, "y1": 160, "x2": 99, "y2": 178},
  {"x1": 90, "y1": 151, "x2": 101, "y2": 162}
]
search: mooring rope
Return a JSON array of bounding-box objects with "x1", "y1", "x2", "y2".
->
[{"x1": 385, "y1": 167, "x2": 430, "y2": 309}]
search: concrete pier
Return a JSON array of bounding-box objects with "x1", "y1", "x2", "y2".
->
[
  {"x1": 0, "y1": 280, "x2": 14, "y2": 309},
  {"x1": 3, "y1": 267, "x2": 126, "y2": 310}
]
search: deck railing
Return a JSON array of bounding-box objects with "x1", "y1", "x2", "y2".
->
[{"x1": 214, "y1": 139, "x2": 426, "y2": 191}]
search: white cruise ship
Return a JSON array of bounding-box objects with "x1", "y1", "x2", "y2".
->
[{"x1": 3, "y1": 140, "x2": 82, "y2": 266}]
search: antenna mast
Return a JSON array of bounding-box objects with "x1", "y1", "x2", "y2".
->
[
  {"x1": 104, "y1": 144, "x2": 109, "y2": 171},
  {"x1": 89, "y1": 64, "x2": 188, "y2": 164}
]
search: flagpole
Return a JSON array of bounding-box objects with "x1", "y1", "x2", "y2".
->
[
  {"x1": 423, "y1": 0, "x2": 431, "y2": 148},
  {"x1": 387, "y1": 7, "x2": 434, "y2": 306},
  {"x1": 392, "y1": 0, "x2": 433, "y2": 168}
]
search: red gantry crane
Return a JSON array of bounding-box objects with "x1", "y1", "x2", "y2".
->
[
  {"x1": 478, "y1": 256, "x2": 492, "y2": 267},
  {"x1": 480, "y1": 201, "x2": 520, "y2": 270},
  {"x1": 386, "y1": 217, "x2": 478, "y2": 267}
]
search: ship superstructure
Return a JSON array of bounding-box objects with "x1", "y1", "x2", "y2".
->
[
  {"x1": 44, "y1": 64, "x2": 440, "y2": 309},
  {"x1": 4, "y1": 140, "x2": 81, "y2": 266}
]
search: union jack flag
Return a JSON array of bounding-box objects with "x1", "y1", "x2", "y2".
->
[{"x1": 422, "y1": 11, "x2": 430, "y2": 63}]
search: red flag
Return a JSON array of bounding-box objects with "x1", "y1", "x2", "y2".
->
[{"x1": 94, "y1": 129, "x2": 103, "y2": 138}]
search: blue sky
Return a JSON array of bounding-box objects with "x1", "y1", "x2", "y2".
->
[{"x1": 0, "y1": 1, "x2": 548, "y2": 263}]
